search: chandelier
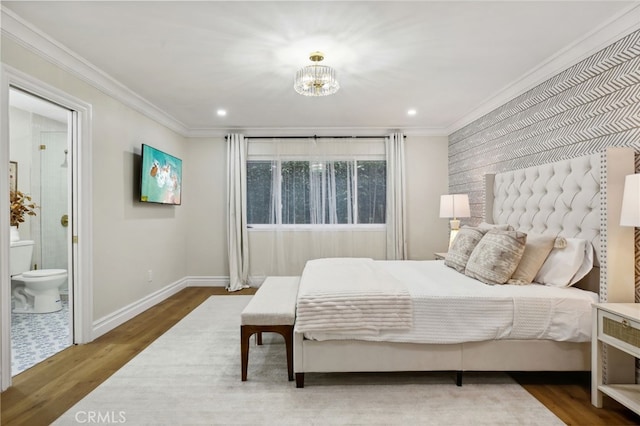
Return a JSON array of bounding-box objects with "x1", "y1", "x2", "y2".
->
[{"x1": 294, "y1": 51, "x2": 340, "y2": 96}]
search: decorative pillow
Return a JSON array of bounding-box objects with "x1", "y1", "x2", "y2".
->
[
  {"x1": 464, "y1": 229, "x2": 527, "y2": 285},
  {"x1": 507, "y1": 233, "x2": 555, "y2": 285},
  {"x1": 478, "y1": 222, "x2": 513, "y2": 231},
  {"x1": 444, "y1": 227, "x2": 486, "y2": 273},
  {"x1": 534, "y1": 238, "x2": 592, "y2": 287}
]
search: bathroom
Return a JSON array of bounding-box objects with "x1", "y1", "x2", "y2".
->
[{"x1": 9, "y1": 88, "x2": 72, "y2": 375}]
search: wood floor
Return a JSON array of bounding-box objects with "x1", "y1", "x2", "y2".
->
[{"x1": 2, "y1": 287, "x2": 639, "y2": 426}]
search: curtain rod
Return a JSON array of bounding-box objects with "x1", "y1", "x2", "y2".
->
[{"x1": 225, "y1": 135, "x2": 404, "y2": 140}]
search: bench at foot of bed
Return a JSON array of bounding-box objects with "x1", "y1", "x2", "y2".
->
[{"x1": 240, "y1": 276, "x2": 300, "y2": 382}]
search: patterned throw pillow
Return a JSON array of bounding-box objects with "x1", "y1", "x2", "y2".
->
[
  {"x1": 465, "y1": 229, "x2": 527, "y2": 285},
  {"x1": 444, "y1": 227, "x2": 487, "y2": 273}
]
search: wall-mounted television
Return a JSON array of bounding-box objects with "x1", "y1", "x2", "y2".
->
[{"x1": 140, "y1": 144, "x2": 182, "y2": 205}]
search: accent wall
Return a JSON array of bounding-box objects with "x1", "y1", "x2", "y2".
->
[
  {"x1": 449, "y1": 29, "x2": 640, "y2": 222},
  {"x1": 448, "y1": 29, "x2": 640, "y2": 301}
]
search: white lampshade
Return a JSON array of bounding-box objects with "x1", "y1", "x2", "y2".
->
[
  {"x1": 620, "y1": 174, "x2": 640, "y2": 227},
  {"x1": 440, "y1": 194, "x2": 471, "y2": 248},
  {"x1": 439, "y1": 194, "x2": 470, "y2": 219}
]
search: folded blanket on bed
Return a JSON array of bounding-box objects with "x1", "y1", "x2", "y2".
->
[
  {"x1": 509, "y1": 297, "x2": 553, "y2": 339},
  {"x1": 295, "y1": 258, "x2": 412, "y2": 334}
]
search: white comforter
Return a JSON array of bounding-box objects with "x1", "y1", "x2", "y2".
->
[
  {"x1": 295, "y1": 258, "x2": 412, "y2": 334},
  {"x1": 300, "y1": 260, "x2": 598, "y2": 343}
]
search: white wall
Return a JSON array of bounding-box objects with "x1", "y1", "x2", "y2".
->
[
  {"x1": 185, "y1": 137, "x2": 228, "y2": 278},
  {"x1": 404, "y1": 135, "x2": 450, "y2": 259},
  {"x1": 2, "y1": 38, "x2": 189, "y2": 320},
  {"x1": 94, "y1": 110, "x2": 187, "y2": 319}
]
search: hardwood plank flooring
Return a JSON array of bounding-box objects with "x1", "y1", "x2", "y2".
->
[
  {"x1": 2, "y1": 287, "x2": 639, "y2": 425},
  {"x1": 510, "y1": 371, "x2": 640, "y2": 425}
]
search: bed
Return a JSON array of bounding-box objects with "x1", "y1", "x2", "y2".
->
[{"x1": 293, "y1": 147, "x2": 636, "y2": 388}]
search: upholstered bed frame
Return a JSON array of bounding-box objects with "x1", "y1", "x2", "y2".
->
[{"x1": 293, "y1": 147, "x2": 636, "y2": 388}]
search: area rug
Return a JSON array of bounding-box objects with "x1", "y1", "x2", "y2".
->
[{"x1": 54, "y1": 296, "x2": 563, "y2": 425}]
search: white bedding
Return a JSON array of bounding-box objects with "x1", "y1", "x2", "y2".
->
[
  {"x1": 300, "y1": 260, "x2": 598, "y2": 343},
  {"x1": 295, "y1": 258, "x2": 412, "y2": 335}
]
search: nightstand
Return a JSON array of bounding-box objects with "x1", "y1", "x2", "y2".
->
[
  {"x1": 592, "y1": 303, "x2": 640, "y2": 415},
  {"x1": 434, "y1": 252, "x2": 447, "y2": 260}
]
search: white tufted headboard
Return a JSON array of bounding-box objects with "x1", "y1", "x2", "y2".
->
[
  {"x1": 484, "y1": 148, "x2": 635, "y2": 301},
  {"x1": 485, "y1": 149, "x2": 637, "y2": 384},
  {"x1": 487, "y1": 154, "x2": 601, "y2": 265}
]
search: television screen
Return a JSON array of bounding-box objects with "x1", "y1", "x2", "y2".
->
[{"x1": 140, "y1": 144, "x2": 182, "y2": 205}]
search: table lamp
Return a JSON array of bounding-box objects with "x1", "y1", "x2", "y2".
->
[
  {"x1": 440, "y1": 194, "x2": 470, "y2": 248},
  {"x1": 620, "y1": 174, "x2": 640, "y2": 227}
]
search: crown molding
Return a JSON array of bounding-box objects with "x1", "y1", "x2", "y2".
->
[
  {"x1": 446, "y1": 4, "x2": 640, "y2": 135},
  {"x1": 0, "y1": 6, "x2": 190, "y2": 137}
]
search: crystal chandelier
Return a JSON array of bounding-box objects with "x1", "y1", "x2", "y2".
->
[{"x1": 294, "y1": 51, "x2": 340, "y2": 96}]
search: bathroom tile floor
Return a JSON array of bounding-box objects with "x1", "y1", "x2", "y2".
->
[{"x1": 11, "y1": 299, "x2": 71, "y2": 376}]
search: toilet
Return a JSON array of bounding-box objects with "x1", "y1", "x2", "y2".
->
[{"x1": 10, "y1": 240, "x2": 67, "y2": 314}]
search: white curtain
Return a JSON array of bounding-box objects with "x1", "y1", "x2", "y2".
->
[
  {"x1": 386, "y1": 132, "x2": 407, "y2": 260},
  {"x1": 309, "y1": 161, "x2": 355, "y2": 224},
  {"x1": 226, "y1": 133, "x2": 250, "y2": 291}
]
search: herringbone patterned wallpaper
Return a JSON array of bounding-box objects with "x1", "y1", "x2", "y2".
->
[
  {"x1": 448, "y1": 29, "x2": 640, "y2": 301},
  {"x1": 449, "y1": 29, "x2": 640, "y2": 215}
]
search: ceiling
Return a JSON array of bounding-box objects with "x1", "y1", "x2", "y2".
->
[{"x1": 3, "y1": 1, "x2": 639, "y2": 136}]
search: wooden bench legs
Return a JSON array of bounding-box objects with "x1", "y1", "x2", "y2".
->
[{"x1": 241, "y1": 324, "x2": 294, "y2": 382}]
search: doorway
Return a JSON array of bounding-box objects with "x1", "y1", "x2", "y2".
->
[
  {"x1": 1, "y1": 70, "x2": 93, "y2": 391},
  {"x1": 8, "y1": 88, "x2": 73, "y2": 375}
]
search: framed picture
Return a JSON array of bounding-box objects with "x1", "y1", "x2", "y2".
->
[{"x1": 9, "y1": 161, "x2": 17, "y2": 193}]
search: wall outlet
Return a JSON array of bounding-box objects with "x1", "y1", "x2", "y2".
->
[{"x1": 147, "y1": 269, "x2": 153, "y2": 282}]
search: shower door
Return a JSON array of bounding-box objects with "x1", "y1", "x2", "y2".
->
[{"x1": 36, "y1": 131, "x2": 69, "y2": 278}]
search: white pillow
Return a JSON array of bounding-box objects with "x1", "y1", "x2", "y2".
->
[
  {"x1": 568, "y1": 242, "x2": 594, "y2": 286},
  {"x1": 534, "y1": 238, "x2": 593, "y2": 287}
]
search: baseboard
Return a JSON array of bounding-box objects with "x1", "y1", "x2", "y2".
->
[
  {"x1": 90, "y1": 275, "x2": 250, "y2": 340},
  {"x1": 91, "y1": 277, "x2": 188, "y2": 340},
  {"x1": 184, "y1": 276, "x2": 229, "y2": 287},
  {"x1": 185, "y1": 276, "x2": 263, "y2": 288}
]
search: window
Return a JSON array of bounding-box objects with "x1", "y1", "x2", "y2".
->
[
  {"x1": 247, "y1": 159, "x2": 386, "y2": 226},
  {"x1": 357, "y1": 161, "x2": 386, "y2": 224},
  {"x1": 246, "y1": 161, "x2": 274, "y2": 224}
]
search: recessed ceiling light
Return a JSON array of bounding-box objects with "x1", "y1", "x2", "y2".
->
[
  {"x1": 407, "y1": 109, "x2": 417, "y2": 116},
  {"x1": 217, "y1": 109, "x2": 227, "y2": 117}
]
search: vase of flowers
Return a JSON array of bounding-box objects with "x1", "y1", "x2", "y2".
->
[{"x1": 10, "y1": 190, "x2": 38, "y2": 241}]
